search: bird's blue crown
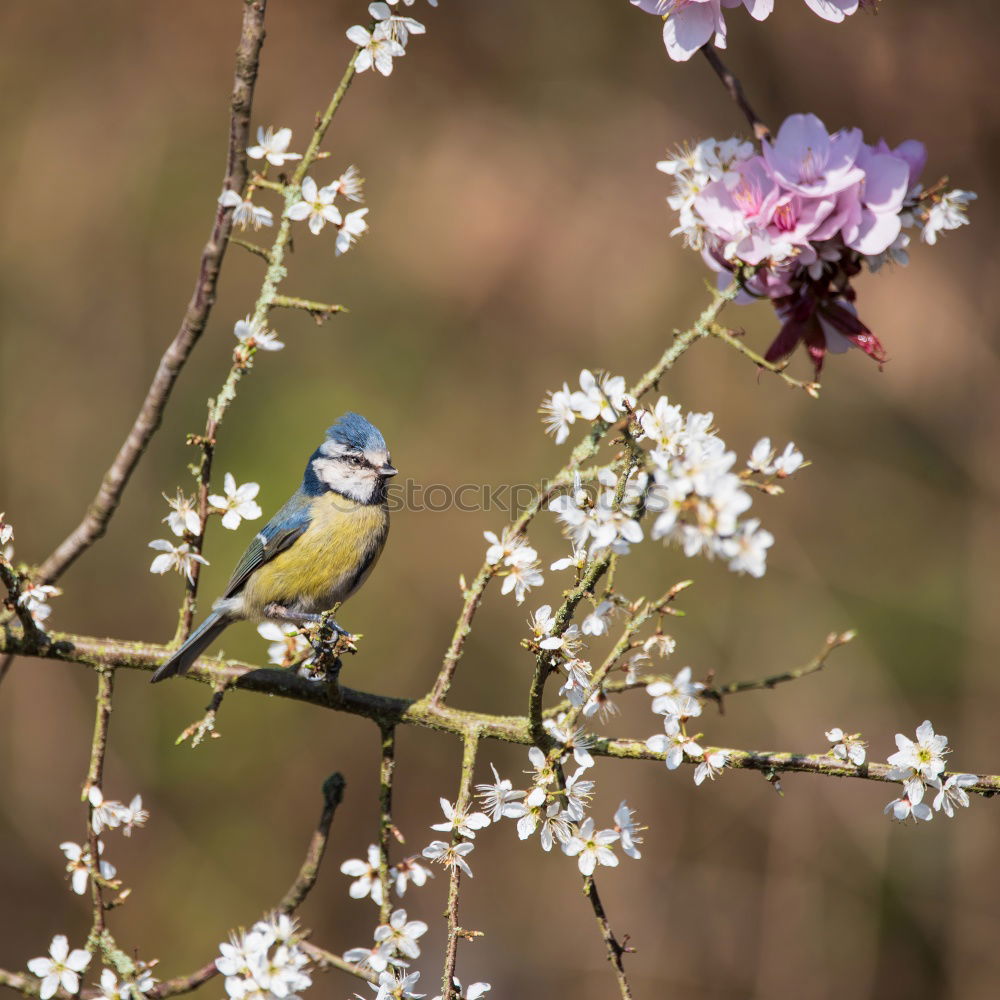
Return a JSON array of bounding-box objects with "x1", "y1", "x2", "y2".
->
[{"x1": 326, "y1": 412, "x2": 386, "y2": 453}]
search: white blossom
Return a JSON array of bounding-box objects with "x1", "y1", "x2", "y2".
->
[
  {"x1": 336, "y1": 207, "x2": 370, "y2": 256},
  {"x1": 163, "y1": 489, "x2": 201, "y2": 537},
  {"x1": 572, "y1": 369, "x2": 633, "y2": 423},
  {"x1": 119, "y1": 795, "x2": 149, "y2": 837},
  {"x1": 327, "y1": 165, "x2": 365, "y2": 202},
  {"x1": 341, "y1": 844, "x2": 386, "y2": 905},
  {"x1": 218, "y1": 189, "x2": 273, "y2": 230},
  {"x1": 540, "y1": 383, "x2": 577, "y2": 444},
  {"x1": 17, "y1": 581, "x2": 61, "y2": 623},
  {"x1": 500, "y1": 547, "x2": 543, "y2": 604},
  {"x1": 60, "y1": 840, "x2": 116, "y2": 896},
  {"x1": 581, "y1": 600, "x2": 615, "y2": 637},
  {"x1": 430, "y1": 798, "x2": 491, "y2": 839},
  {"x1": 693, "y1": 749, "x2": 729, "y2": 785},
  {"x1": 88, "y1": 786, "x2": 127, "y2": 835},
  {"x1": 369, "y1": 2, "x2": 426, "y2": 45},
  {"x1": 392, "y1": 855, "x2": 433, "y2": 896},
  {"x1": 246, "y1": 126, "x2": 301, "y2": 166},
  {"x1": 613, "y1": 801, "x2": 644, "y2": 860},
  {"x1": 884, "y1": 785, "x2": 933, "y2": 823},
  {"x1": 347, "y1": 23, "x2": 406, "y2": 76},
  {"x1": 366, "y1": 969, "x2": 425, "y2": 1000},
  {"x1": 27, "y1": 936, "x2": 91, "y2": 1000},
  {"x1": 209, "y1": 473, "x2": 263, "y2": 530},
  {"x1": 258, "y1": 621, "x2": 313, "y2": 669},
  {"x1": 930, "y1": 773, "x2": 977, "y2": 818},
  {"x1": 825, "y1": 727, "x2": 866, "y2": 766},
  {"x1": 886, "y1": 719, "x2": 948, "y2": 799},
  {"x1": 286, "y1": 176, "x2": 342, "y2": 235},
  {"x1": 563, "y1": 818, "x2": 620, "y2": 876},
  {"x1": 647, "y1": 722, "x2": 703, "y2": 771},
  {"x1": 234, "y1": 315, "x2": 284, "y2": 351},
  {"x1": 475, "y1": 764, "x2": 527, "y2": 821},
  {"x1": 374, "y1": 909, "x2": 428, "y2": 961},
  {"x1": 921, "y1": 189, "x2": 976, "y2": 245},
  {"x1": 421, "y1": 839, "x2": 475, "y2": 878},
  {"x1": 148, "y1": 539, "x2": 208, "y2": 583}
]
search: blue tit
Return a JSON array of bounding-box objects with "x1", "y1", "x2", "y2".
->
[{"x1": 151, "y1": 413, "x2": 397, "y2": 683}]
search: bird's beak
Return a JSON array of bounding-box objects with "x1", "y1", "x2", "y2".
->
[{"x1": 379, "y1": 463, "x2": 398, "y2": 477}]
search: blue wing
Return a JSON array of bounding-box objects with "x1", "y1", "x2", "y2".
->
[{"x1": 223, "y1": 495, "x2": 312, "y2": 599}]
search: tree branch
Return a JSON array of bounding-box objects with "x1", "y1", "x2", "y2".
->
[
  {"x1": 36, "y1": 0, "x2": 269, "y2": 586},
  {"x1": 6, "y1": 627, "x2": 999, "y2": 796},
  {"x1": 279, "y1": 772, "x2": 346, "y2": 914},
  {"x1": 440, "y1": 730, "x2": 481, "y2": 1000},
  {"x1": 699, "y1": 43, "x2": 770, "y2": 142}
]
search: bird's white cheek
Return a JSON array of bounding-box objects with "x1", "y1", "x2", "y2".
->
[{"x1": 312, "y1": 459, "x2": 375, "y2": 503}]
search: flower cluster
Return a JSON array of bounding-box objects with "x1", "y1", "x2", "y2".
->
[
  {"x1": 540, "y1": 369, "x2": 634, "y2": 444},
  {"x1": 631, "y1": 0, "x2": 864, "y2": 63},
  {"x1": 341, "y1": 844, "x2": 434, "y2": 906},
  {"x1": 544, "y1": 378, "x2": 803, "y2": 578},
  {"x1": 659, "y1": 116, "x2": 975, "y2": 375},
  {"x1": 474, "y1": 748, "x2": 644, "y2": 877},
  {"x1": 482, "y1": 527, "x2": 544, "y2": 604},
  {"x1": 149, "y1": 472, "x2": 262, "y2": 582},
  {"x1": 344, "y1": 909, "x2": 428, "y2": 974},
  {"x1": 215, "y1": 913, "x2": 312, "y2": 1000},
  {"x1": 87, "y1": 786, "x2": 149, "y2": 836},
  {"x1": 825, "y1": 726, "x2": 866, "y2": 765},
  {"x1": 644, "y1": 667, "x2": 731, "y2": 785},
  {"x1": 226, "y1": 123, "x2": 371, "y2": 256},
  {"x1": 883, "y1": 720, "x2": 977, "y2": 823},
  {"x1": 347, "y1": 3, "x2": 428, "y2": 78},
  {"x1": 287, "y1": 173, "x2": 369, "y2": 255}
]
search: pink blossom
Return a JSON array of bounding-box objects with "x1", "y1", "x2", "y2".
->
[
  {"x1": 763, "y1": 114, "x2": 864, "y2": 198},
  {"x1": 694, "y1": 158, "x2": 780, "y2": 264},
  {"x1": 630, "y1": 1, "x2": 726, "y2": 62},
  {"x1": 840, "y1": 148, "x2": 910, "y2": 255},
  {"x1": 802, "y1": 0, "x2": 859, "y2": 22}
]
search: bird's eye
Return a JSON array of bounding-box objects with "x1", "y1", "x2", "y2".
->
[{"x1": 348, "y1": 454, "x2": 365, "y2": 466}]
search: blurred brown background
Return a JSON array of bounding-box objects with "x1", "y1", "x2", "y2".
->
[{"x1": 1, "y1": 2, "x2": 998, "y2": 998}]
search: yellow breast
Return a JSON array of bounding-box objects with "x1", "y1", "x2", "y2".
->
[{"x1": 241, "y1": 494, "x2": 389, "y2": 618}]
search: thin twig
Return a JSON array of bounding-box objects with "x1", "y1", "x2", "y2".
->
[
  {"x1": 702, "y1": 630, "x2": 856, "y2": 710},
  {"x1": 708, "y1": 323, "x2": 821, "y2": 397},
  {"x1": 428, "y1": 283, "x2": 740, "y2": 708},
  {"x1": 440, "y1": 730, "x2": 481, "y2": 1000},
  {"x1": 36, "y1": 0, "x2": 269, "y2": 585},
  {"x1": 271, "y1": 294, "x2": 348, "y2": 320},
  {"x1": 84, "y1": 669, "x2": 115, "y2": 943},
  {"x1": 279, "y1": 773, "x2": 346, "y2": 913},
  {"x1": 228, "y1": 236, "x2": 272, "y2": 262},
  {"x1": 0, "y1": 969, "x2": 38, "y2": 997},
  {"x1": 300, "y1": 942, "x2": 378, "y2": 986},
  {"x1": 699, "y1": 44, "x2": 770, "y2": 141},
  {"x1": 546, "y1": 630, "x2": 853, "y2": 717},
  {"x1": 377, "y1": 726, "x2": 397, "y2": 924},
  {"x1": 583, "y1": 875, "x2": 633, "y2": 1000},
  {"x1": 150, "y1": 961, "x2": 220, "y2": 1000}
]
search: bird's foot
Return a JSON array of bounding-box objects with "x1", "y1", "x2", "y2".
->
[{"x1": 305, "y1": 611, "x2": 359, "y2": 684}]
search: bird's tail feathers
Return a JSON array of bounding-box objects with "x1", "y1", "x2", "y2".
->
[{"x1": 150, "y1": 611, "x2": 229, "y2": 683}]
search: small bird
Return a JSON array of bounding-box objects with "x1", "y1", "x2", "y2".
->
[{"x1": 151, "y1": 413, "x2": 396, "y2": 683}]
